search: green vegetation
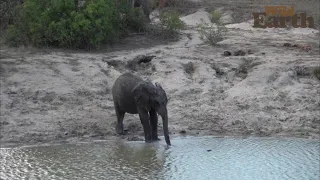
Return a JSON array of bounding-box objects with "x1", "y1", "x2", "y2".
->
[
  {"x1": 5, "y1": 0, "x2": 146, "y2": 49},
  {"x1": 3, "y1": 0, "x2": 186, "y2": 49},
  {"x1": 159, "y1": 10, "x2": 186, "y2": 38},
  {"x1": 0, "y1": 0, "x2": 22, "y2": 31},
  {"x1": 210, "y1": 10, "x2": 222, "y2": 23},
  {"x1": 196, "y1": 10, "x2": 227, "y2": 46},
  {"x1": 312, "y1": 66, "x2": 320, "y2": 80},
  {"x1": 0, "y1": 0, "x2": 21, "y2": 44},
  {"x1": 150, "y1": 0, "x2": 160, "y2": 10}
]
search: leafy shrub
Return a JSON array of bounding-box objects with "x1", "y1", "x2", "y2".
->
[
  {"x1": 0, "y1": 0, "x2": 22, "y2": 31},
  {"x1": 122, "y1": 7, "x2": 147, "y2": 32},
  {"x1": 197, "y1": 20, "x2": 227, "y2": 46},
  {"x1": 210, "y1": 10, "x2": 222, "y2": 23},
  {"x1": 159, "y1": 10, "x2": 185, "y2": 37},
  {"x1": 313, "y1": 66, "x2": 320, "y2": 80},
  {"x1": 150, "y1": 0, "x2": 160, "y2": 10},
  {"x1": 5, "y1": 0, "x2": 146, "y2": 49},
  {"x1": 196, "y1": 11, "x2": 227, "y2": 46}
]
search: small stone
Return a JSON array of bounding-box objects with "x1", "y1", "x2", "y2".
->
[
  {"x1": 261, "y1": 52, "x2": 266, "y2": 55},
  {"x1": 223, "y1": 51, "x2": 232, "y2": 56},
  {"x1": 283, "y1": 43, "x2": 292, "y2": 47},
  {"x1": 234, "y1": 50, "x2": 246, "y2": 56},
  {"x1": 207, "y1": 149, "x2": 212, "y2": 152},
  {"x1": 179, "y1": 130, "x2": 186, "y2": 134},
  {"x1": 247, "y1": 49, "x2": 254, "y2": 54}
]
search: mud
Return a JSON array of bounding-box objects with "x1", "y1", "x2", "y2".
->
[{"x1": 0, "y1": 0, "x2": 319, "y2": 147}]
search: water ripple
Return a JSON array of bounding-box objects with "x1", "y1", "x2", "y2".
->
[{"x1": 0, "y1": 137, "x2": 319, "y2": 180}]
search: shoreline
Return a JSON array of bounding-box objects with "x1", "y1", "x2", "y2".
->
[{"x1": 1, "y1": 132, "x2": 318, "y2": 149}]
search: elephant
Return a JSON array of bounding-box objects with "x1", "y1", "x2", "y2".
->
[
  {"x1": 112, "y1": 72, "x2": 171, "y2": 145},
  {"x1": 129, "y1": 0, "x2": 151, "y2": 22}
]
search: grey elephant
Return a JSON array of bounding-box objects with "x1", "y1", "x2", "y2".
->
[
  {"x1": 112, "y1": 72, "x2": 171, "y2": 145},
  {"x1": 129, "y1": 0, "x2": 151, "y2": 22}
]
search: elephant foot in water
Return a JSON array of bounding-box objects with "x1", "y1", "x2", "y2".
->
[{"x1": 152, "y1": 136, "x2": 161, "y2": 141}]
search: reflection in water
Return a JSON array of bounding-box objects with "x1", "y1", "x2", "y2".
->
[
  {"x1": 0, "y1": 141, "x2": 167, "y2": 180},
  {"x1": 1, "y1": 136, "x2": 319, "y2": 180},
  {"x1": 110, "y1": 142, "x2": 166, "y2": 179}
]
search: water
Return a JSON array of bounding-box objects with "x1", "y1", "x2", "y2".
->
[{"x1": 1, "y1": 136, "x2": 319, "y2": 180}]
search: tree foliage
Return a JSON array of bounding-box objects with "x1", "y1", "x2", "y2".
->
[{"x1": 6, "y1": 0, "x2": 146, "y2": 49}]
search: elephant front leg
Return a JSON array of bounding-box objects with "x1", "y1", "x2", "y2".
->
[
  {"x1": 137, "y1": 108, "x2": 152, "y2": 142},
  {"x1": 149, "y1": 109, "x2": 160, "y2": 141}
]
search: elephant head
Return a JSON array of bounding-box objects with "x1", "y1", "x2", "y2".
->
[{"x1": 132, "y1": 81, "x2": 171, "y2": 145}]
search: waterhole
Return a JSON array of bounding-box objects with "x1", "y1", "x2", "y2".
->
[{"x1": 1, "y1": 136, "x2": 319, "y2": 180}]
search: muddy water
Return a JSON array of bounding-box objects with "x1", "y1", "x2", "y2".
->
[{"x1": 1, "y1": 136, "x2": 319, "y2": 180}]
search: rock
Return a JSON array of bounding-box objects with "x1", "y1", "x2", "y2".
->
[
  {"x1": 180, "y1": 9, "x2": 211, "y2": 26},
  {"x1": 133, "y1": 55, "x2": 156, "y2": 64},
  {"x1": 283, "y1": 43, "x2": 292, "y2": 47},
  {"x1": 126, "y1": 55, "x2": 156, "y2": 71},
  {"x1": 234, "y1": 50, "x2": 246, "y2": 56},
  {"x1": 179, "y1": 130, "x2": 186, "y2": 134},
  {"x1": 207, "y1": 149, "x2": 212, "y2": 152},
  {"x1": 223, "y1": 51, "x2": 232, "y2": 56},
  {"x1": 106, "y1": 60, "x2": 121, "y2": 67}
]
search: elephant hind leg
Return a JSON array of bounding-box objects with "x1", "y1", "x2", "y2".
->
[
  {"x1": 149, "y1": 109, "x2": 160, "y2": 141},
  {"x1": 115, "y1": 104, "x2": 125, "y2": 135}
]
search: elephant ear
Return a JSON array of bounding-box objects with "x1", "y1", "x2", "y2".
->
[
  {"x1": 155, "y1": 82, "x2": 168, "y2": 102},
  {"x1": 132, "y1": 82, "x2": 152, "y2": 111}
]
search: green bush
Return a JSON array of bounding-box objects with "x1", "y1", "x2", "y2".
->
[
  {"x1": 196, "y1": 11, "x2": 227, "y2": 46},
  {"x1": 0, "y1": 0, "x2": 22, "y2": 31},
  {"x1": 159, "y1": 10, "x2": 185, "y2": 37},
  {"x1": 122, "y1": 7, "x2": 147, "y2": 32},
  {"x1": 150, "y1": 0, "x2": 160, "y2": 10},
  {"x1": 210, "y1": 10, "x2": 222, "y2": 24},
  {"x1": 313, "y1": 66, "x2": 320, "y2": 80},
  {"x1": 5, "y1": 0, "x2": 146, "y2": 49}
]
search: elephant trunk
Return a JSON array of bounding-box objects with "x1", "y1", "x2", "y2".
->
[{"x1": 161, "y1": 109, "x2": 171, "y2": 146}]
